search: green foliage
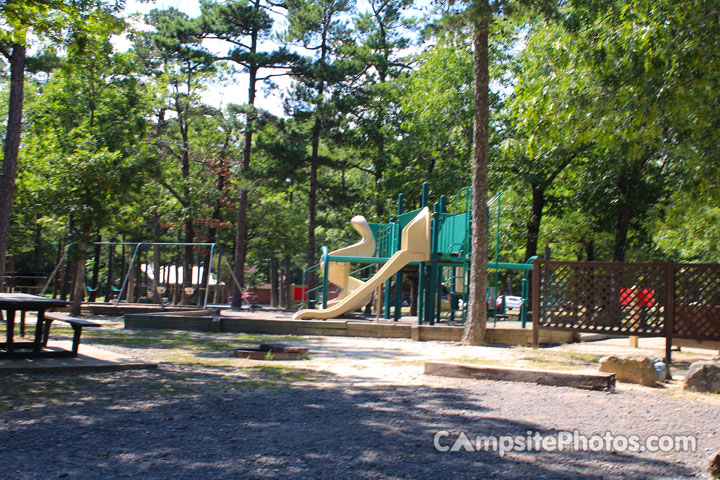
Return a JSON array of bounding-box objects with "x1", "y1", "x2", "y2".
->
[
  {"x1": 18, "y1": 37, "x2": 149, "y2": 249},
  {"x1": 5, "y1": 0, "x2": 720, "y2": 286}
]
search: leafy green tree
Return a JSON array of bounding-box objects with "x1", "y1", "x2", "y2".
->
[
  {"x1": 136, "y1": 7, "x2": 218, "y2": 303},
  {"x1": 398, "y1": 29, "x2": 475, "y2": 196},
  {"x1": 197, "y1": 0, "x2": 299, "y2": 306},
  {"x1": 20, "y1": 38, "x2": 149, "y2": 313},
  {"x1": 0, "y1": 0, "x2": 124, "y2": 288},
  {"x1": 429, "y1": 0, "x2": 558, "y2": 345},
  {"x1": 339, "y1": 0, "x2": 414, "y2": 218},
  {"x1": 522, "y1": 0, "x2": 720, "y2": 262},
  {"x1": 284, "y1": 0, "x2": 362, "y2": 289},
  {"x1": 500, "y1": 20, "x2": 594, "y2": 261}
]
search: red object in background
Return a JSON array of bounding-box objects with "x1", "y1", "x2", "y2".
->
[
  {"x1": 242, "y1": 291, "x2": 258, "y2": 302},
  {"x1": 293, "y1": 285, "x2": 308, "y2": 301},
  {"x1": 620, "y1": 288, "x2": 633, "y2": 305},
  {"x1": 620, "y1": 287, "x2": 655, "y2": 307},
  {"x1": 637, "y1": 288, "x2": 655, "y2": 306}
]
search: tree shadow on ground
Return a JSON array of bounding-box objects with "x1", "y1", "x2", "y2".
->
[{"x1": 0, "y1": 364, "x2": 702, "y2": 480}]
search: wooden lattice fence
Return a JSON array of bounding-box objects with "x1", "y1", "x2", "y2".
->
[{"x1": 532, "y1": 260, "x2": 720, "y2": 360}]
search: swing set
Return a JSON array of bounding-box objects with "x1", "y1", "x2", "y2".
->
[{"x1": 41, "y1": 242, "x2": 243, "y2": 309}]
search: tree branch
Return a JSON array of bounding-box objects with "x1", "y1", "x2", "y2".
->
[
  {"x1": 156, "y1": 179, "x2": 189, "y2": 207},
  {"x1": 257, "y1": 72, "x2": 292, "y2": 81}
]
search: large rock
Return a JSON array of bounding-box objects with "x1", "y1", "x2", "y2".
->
[
  {"x1": 710, "y1": 451, "x2": 720, "y2": 479},
  {"x1": 684, "y1": 359, "x2": 720, "y2": 393},
  {"x1": 598, "y1": 355, "x2": 658, "y2": 386}
]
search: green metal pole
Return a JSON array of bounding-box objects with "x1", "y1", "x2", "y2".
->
[
  {"x1": 321, "y1": 246, "x2": 329, "y2": 309},
  {"x1": 520, "y1": 255, "x2": 538, "y2": 328},
  {"x1": 425, "y1": 202, "x2": 440, "y2": 325},
  {"x1": 202, "y1": 243, "x2": 217, "y2": 308},
  {"x1": 383, "y1": 218, "x2": 394, "y2": 319},
  {"x1": 435, "y1": 196, "x2": 446, "y2": 323},
  {"x1": 114, "y1": 242, "x2": 144, "y2": 306},
  {"x1": 418, "y1": 183, "x2": 429, "y2": 324},
  {"x1": 394, "y1": 194, "x2": 404, "y2": 321}
]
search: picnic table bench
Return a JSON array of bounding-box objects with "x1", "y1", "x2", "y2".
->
[
  {"x1": 43, "y1": 313, "x2": 100, "y2": 355},
  {"x1": 0, "y1": 294, "x2": 98, "y2": 359}
]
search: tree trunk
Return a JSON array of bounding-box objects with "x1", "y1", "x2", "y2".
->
[
  {"x1": 305, "y1": 118, "x2": 320, "y2": 299},
  {"x1": 585, "y1": 239, "x2": 595, "y2": 261},
  {"x1": 524, "y1": 183, "x2": 546, "y2": 261},
  {"x1": 120, "y1": 240, "x2": 127, "y2": 299},
  {"x1": 61, "y1": 220, "x2": 74, "y2": 302},
  {"x1": 462, "y1": 8, "x2": 490, "y2": 346},
  {"x1": 613, "y1": 210, "x2": 632, "y2": 262},
  {"x1": 612, "y1": 155, "x2": 648, "y2": 262},
  {"x1": 0, "y1": 42, "x2": 26, "y2": 289},
  {"x1": 182, "y1": 227, "x2": 194, "y2": 305},
  {"x1": 283, "y1": 253, "x2": 292, "y2": 309},
  {"x1": 70, "y1": 242, "x2": 88, "y2": 316},
  {"x1": 105, "y1": 243, "x2": 115, "y2": 302},
  {"x1": 32, "y1": 220, "x2": 42, "y2": 273},
  {"x1": 269, "y1": 251, "x2": 278, "y2": 307},
  {"x1": 231, "y1": 17, "x2": 261, "y2": 308},
  {"x1": 71, "y1": 259, "x2": 86, "y2": 316},
  {"x1": 89, "y1": 233, "x2": 101, "y2": 302},
  {"x1": 52, "y1": 242, "x2": 62, "y2": 298},
  {"x1": 151, "y1": 213, "x2": 163, "y2": 307}
]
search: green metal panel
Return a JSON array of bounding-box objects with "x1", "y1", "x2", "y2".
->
[
  {"x1": 368, "y1": 223, "x2": 399, "y2": 257},
  {"x1": 397, "y1": 208, "x2": 422, "y2": 231},
  {"x1": 437, "y1": 212, "x2": 471, "y2": 254}
]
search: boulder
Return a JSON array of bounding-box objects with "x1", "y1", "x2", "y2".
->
[
  {"x1": 598, "y1": 355, "x2": 658, "y2": 386},
  {"x1": 683, "y1": 359, "x2": 720, "y2": 393},
  {"x1": 710, "y1": 451, "x2": 720, "y2": 479}
]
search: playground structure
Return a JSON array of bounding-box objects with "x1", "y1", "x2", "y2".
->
[
  {"x1": 41, "y1": 242, "x2": 243, "y2": 309},
  {"x1": 325, "y1": 215, "x2": 376, "y2": 308},
  {"x1": 294, "y1": 207, "x2": 431, "y2": 319},
  {"x1": 299, "y1": 183, "x2": 536, "y2": 325}
]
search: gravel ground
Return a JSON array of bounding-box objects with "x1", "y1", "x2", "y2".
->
[{"x1": 1, "y1": 322, "x2": 719, "y2": 480}]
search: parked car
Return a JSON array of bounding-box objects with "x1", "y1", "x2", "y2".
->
[{"x1": 496, "y1": 295, "x2": 523, "y2": 311}]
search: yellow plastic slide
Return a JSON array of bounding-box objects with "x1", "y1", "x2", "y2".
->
[
  {"x1": 293, "y1": 207, "x2": 431, "y2": 320},
  {"x1": 326, "y1": 215, "x2": 376, "y2": 307}
]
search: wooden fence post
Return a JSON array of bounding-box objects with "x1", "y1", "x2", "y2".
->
[{"x1": 664, "y1": 260, "x2": 675, "y2": 377}]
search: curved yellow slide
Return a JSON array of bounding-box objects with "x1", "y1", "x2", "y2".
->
[
  {"x1": 326, "y1": 215, "x2": 376, "y2": 307},
  {"x1": 293, "y1": 207, "x2": 431, "y2": 320}
]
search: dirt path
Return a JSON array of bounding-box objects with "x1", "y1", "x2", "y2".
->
[{"x1": 1, "y1": 319, "x2": 718, "y2": 479}]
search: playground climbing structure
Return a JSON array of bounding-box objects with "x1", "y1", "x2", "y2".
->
[{"x1": 299, "y1": 183, "x2": 536, "y2": 324}]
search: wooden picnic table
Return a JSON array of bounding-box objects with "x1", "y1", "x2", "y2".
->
[{"x1": 0, "y1": 293, "x2": 75, "y2": 359}]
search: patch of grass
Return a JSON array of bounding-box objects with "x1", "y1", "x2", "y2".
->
[
  {"x1": 233, "y1": 333, "x2": 303, "y2": 343},
  {"x1": 391, "y1": 358, "x2": 426, "y2": 367},
  {"x1": 244, "y1": 364, "x2": 321, "y2": 387},
  {"x1": 162, "y1": 352, "x2": 238, "y2": 367},
  {"x1": 516, "y1": 350, "x2": 601, "y2": 371},
  {"x1": 79, "y1": 329, "x2": 303, "y2": 353},
  {"x1": 565, "y1": 352, "x2": 602, "y2": 363},
  {"x1": 516, "y1": 359, "x2": 589, "y2": 370},
  {"x1": 444, "y1": 356, "x2": 505, "y2": 366}
]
